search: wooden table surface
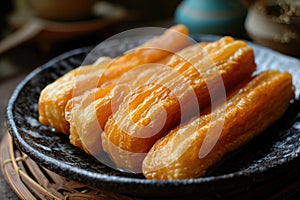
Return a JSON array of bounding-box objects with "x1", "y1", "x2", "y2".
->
[{"x1": 0, "y1": 76, "x2": 23, "y2": 200}]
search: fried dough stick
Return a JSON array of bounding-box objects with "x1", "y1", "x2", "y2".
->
[
  {"x1": 38, "y1": 58, "x2": 111, "y2": 134},
  {"x1": 66, "y1": 36, "x2": 235, "y2": 155},
  {"x1": 38, "y1": 24, "x2": 190, "y2": 134},
  {"x1": 143, "y1": 70, "x2": 294, "y2": 180},
  {"x1": 65, "y1": 67, "x2": 161, "y2": 154},
  {"x1": 102, "y1": 38, "x2": 257, "y2": 172}
]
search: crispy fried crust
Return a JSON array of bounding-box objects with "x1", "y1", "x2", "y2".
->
[
  {"x1": 102, "y1": 37, "x2": 257, "y2": 172},
  {"x1": 98, "y1": 25, "x2": 191, "y2": 87},
  {"x1": 66, "y1": 36, "x2": 237, "y2": 155},
  {"x1": 38, "y1": 25, "x2": 190, "y2": 134},
  {"x1": 65, "y1": 85, "x2": 116, "y2": 153},
  {"x1": 65, "y1": 64, "x2": 169, "y2": 154},
  {"x1": 142, "y1": 70, "x2": 294, "y2": 180},
  {"x1": 38, "y1": 59, "x2": 111, "y2": 134}
]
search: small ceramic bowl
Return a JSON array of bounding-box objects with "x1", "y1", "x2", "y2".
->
[
  {"x1": 175, "y1": 0, "x2": 247, "y2": 35},
  {"x1": 27, "y1": 0, "x2": 97, "y2": 21},
  {"x1": 245, "y1": 0, "x2": 300, "y2": 57}
]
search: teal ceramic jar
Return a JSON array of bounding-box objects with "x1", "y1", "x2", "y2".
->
[{"x1": 175, "y1": 0, "x2": 247, "y2": 35}]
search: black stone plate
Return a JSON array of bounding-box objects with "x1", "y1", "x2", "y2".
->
[{"x1": 6, "y1": 35, "x2": 300, "y2": 199}]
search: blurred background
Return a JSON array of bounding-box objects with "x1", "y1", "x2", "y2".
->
[
  {"x1": 0, "y1": 0, "x2": 299, "y2": 81},
  {"x1": 0, "y1": 0, "x2": 181, "y2": 81}
]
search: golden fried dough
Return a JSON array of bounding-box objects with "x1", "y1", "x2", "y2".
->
[
  {"x1": 38, "y1": 25, "x2": 190, "y2": 134},
  {"x1": 102, "y1": 37, "x2": 257, "y2": 172},
  {"x1": 143, "y1": 70, "x2": 294, "y2": 180},
  {"x1": 39, "y1": 58, "x2": 111, "y2": 134},
  {"x1": 65, "y1": 64, "x2": 169, "y2": 154},
  {"x1": 66, "y1": 36, "x2": 236, "y2": 155}
]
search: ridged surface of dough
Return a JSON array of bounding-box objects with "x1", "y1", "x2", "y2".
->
[
  {"x1": 38, "y1": 25, "x2": 190, "y2": 134},
  {"x1": 143, "y1": 70, "x2": 294, "y2": 180},
  {"x1": 102, "y1": 37, "x2": 257, "y2": 172}
]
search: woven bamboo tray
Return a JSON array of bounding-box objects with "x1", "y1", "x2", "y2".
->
[{"x1": 0, "y1": 130, "x2": 137, "y2": 200}]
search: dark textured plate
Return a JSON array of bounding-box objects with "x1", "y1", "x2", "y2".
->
[{"x1": 6, "y1": 35, "x2": 300, "y2": 199}]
